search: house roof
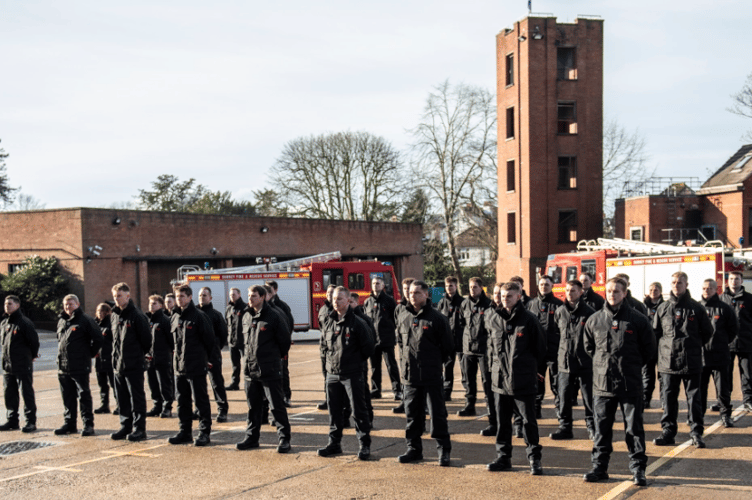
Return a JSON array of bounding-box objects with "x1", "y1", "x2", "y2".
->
[{"x1": 700, "y1": 144, "x2": 752, "y2": 191}]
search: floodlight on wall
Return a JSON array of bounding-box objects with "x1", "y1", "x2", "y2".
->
[
  {"x1": 260, "y1": 226, "x2": 269, "y2": 233},
  {"x1": 112, "y1": 217, "x2": 121, "y2": 225},
  {"x1": 210, "y1": 247, "x2": 218, "y2": 255},
  {"x1": 532, "y1": 26, "x2": 543, "y2": 39},
  {"x1": 518, "y1": 34, "x2": 527, "y2": 42}
]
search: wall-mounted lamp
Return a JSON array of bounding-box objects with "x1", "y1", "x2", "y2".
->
[
  {"x1": 85, "y1": 256, "x2": 92, "y2": 264},
  {"x1": 210, "y1": 247, "x2": 218, "y2": 255},
  {"x1": 532, "y1": 26, "x2": 543, "y2": 40},
  {"x1": 112, "y1": 217, "x2": 121, "y2": 225},
  {"x1": 260, "y1": 226, "x2": 269, "y2": 233},
  {"x1": 518, "y1": 34, "x2": 527, "y2": 42}
]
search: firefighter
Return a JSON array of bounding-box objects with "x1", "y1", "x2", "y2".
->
[
  {"x1": 437, "y1": 275, "x2": 465, "y2": 402},
  {"x1": 364, "y1": 276, "x2": 400, "y2": 400},
  {"x1": 317, "y1": 286, "x2": 375, "y2": 460},
  {"x1": 699, "y1": 279, "x2": 738, "y2": 428},
  {"x1": 395, "y1": 280, "x2": 454, "y2": 467},
  {"x1": 485, "y1": 281, "x2": 546, "y2": 475},
  {"x1": 265, "y1": 280, "x2": 294, "y2": 407},
  {"x1": 642, "y1": 282, "x2": 664, "y2": 408},
  {"x1": 719, "y1": 270, "x2": 752, "y2": 412},
  {"x1": 579, "y1": 272, "x2": 605, "y2": 311},
  {"x1": 583, "y1": 277, "x2": 655, "y2": 487},
  {"x1": 391, "y1": 278, "x2": 414, "y2": 414},
  {"x1": 458, "y1": 277, "x2": 497, "y2": 438},
  {"x1": 145, "y1": 295, "x2": 174, "y2": 419},
  {"x1": 236, "y1": 285, "x2": 292, "y2": 453},
  {"x1": 614, "y1": 273, "x2": 648, "y2": 316},
  {"x1": 197, "y1": 287, "x2": 230, "y2": 423},
  {"x1": 653, "y1": 271, "x2": 713, "y2": 448},
  {"x1": 550, "y1": 280, "x2": 596, "y2": 441},
  {"x1": 93, "y1": 303, "x2": 115, "y2": 415},
  {"x1": 527, "y1": 275, "x2": 564, "y2": 419},
  {"x1": 225, "y1": 288, "x2": 246, "y2": 391},
  {"x1": 316, "y1": 284, "x2": 337, "y2": 411},
  {"x1": 509, "y1": 276, "x2": 532, "y2": 307},
  {"x1": 350, "y1": 292, "x2": 375, "y2": 425}
]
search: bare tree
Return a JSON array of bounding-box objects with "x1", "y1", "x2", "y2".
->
[
  {"x1": 269, "y1": 131, "x2": 404, "y2": 221},
  {"x1": 602, "y1": 118, "x2": 654, "y2": 236},
  {"x1": 0, "y1": 139, "x2": 18, "y2": 207},
  {"x1": 12, "y1": 193, "x2": 46, "y2": 210},
  {"x1": 729, "y1": 71, "x2": 752, "y2": 140},
  {"x1": 409, "y1": 81, "x2": 497, "y2": 288}
]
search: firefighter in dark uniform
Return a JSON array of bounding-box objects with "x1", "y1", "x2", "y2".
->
[
  {"x1": 316, "y1": 284, "x2": 337, "y2": 411},
  {"x1": 317, "y1": 286, "x2": 375, "y2": 460},
  {"x1": 390, "y1": 278, "x2": 414, "y2": 414},
  {"x1": 236, "y1": 285, "x2": 292, "y2": 453},
  {"x1": 550, "y1": 280, "x2": 596, "y2": 441},
  {"x1": 583, "y1": 277, "x2": 655, "y2": 486},
  {"x1": 94, "y1": 303, "x2": 115, "y2": 415},
  {"x1": 168, "y1": 284, "x2": 215, "y2": 446},
  {"x1": 197, "y1": 287, "x2": 229, "y2": 423},
  {"x1": 458, "y1": 277, "x2": 497, "y2": 437},
  {"x1": 395, "y1": 280, "x2": 454, "y2": 467},
  {"x1": 642, "y1": 282, "x2": 663, "y2": 408},
  {"x1": 509, "y1": 276, "x2": 532, "y2": 307},
  {"x1": 437, "y1": 275, "x2": 464, "y2": 402},
  {"x1": 266, "y1": 280, "x2": 295, "y2": 406},
  {"x1": 55, "y1": 294, "x2": 102, "y2": 436},
  {"x1": 485, "y1": 281, "x2": 546, "y2": 475},
  {"x1": 145, "y1": 295, "x2": 175, "y2": 419},
  {"x1": 110, "y1": 282, "x2": 152, "y2": 442},
  {"x1": 165, "y1": 293, "x2": 178, "y2": 317},
  {"x1": 652, "y1": 271, "x2": 713, "y2": 448},
  {"x1": 527, "y1": 275, "x2": 564, "y2": 419},
  {"x1": 614, "y1": 273, "x2": 649, "y2": 317},
  {"x1": 225, "y1": 288, "x2": 246, "y2": 391},
  {"x1": 579, "y1": 272, "x2": 605, "y2": 312},
  {"x1": 350, "y1": 292, "x2": 375, "y2": 424},
  {"x1": 699, "y1": 278, "x2": 738, "y2": 428},
  {"x1": 364, "y1": 276, "x2": 400, "y2": 400},
  {"x1": 0, "y1": 295, "x2": 40, "y2": 433},
  {"x1": 720, "y1": 270, "x2": 752, "y2": 412}
]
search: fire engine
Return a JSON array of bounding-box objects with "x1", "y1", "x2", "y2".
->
[
  {"x1": 544, "y1": 238, "x2": 751, "y2": 302},
  {"x1": 180, "y1": 251, "x2": 400, "y2": 331}
]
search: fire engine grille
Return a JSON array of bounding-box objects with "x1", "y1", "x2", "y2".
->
[{"x1": 0, "y1": 441, "x2": 58, "y2": 456}]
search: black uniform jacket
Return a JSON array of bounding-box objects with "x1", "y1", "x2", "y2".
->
[
  {"x1": 242, "y1": 302, "x2": 291, "y2": 381},
  {"x1": 527, "y1": 292, "x2": 564, "y2": 362},
  {"x1": 700, "y1": 294, "x2": 738, "y2": 368},
  {"x1": 584, "y1": 301, "x2": 655, "y2": 398},
  {"x1": 720, "y1": 287, "x2": 752, "y2": 353},
  {"x1": 318, "y1": 300, "x2": 333, "y2": 331},
  {"x1": 57, "y1": 308, "x2": 102, "y2": 375},
  {"x1": 485, "y1": 301, "x2": 546, "y2": 397},
  {"x1": 626, "y1": 291, "x2": 648, "y2": 317},
  {"x1": 1, "y1": 309, "x2": 40, "y2": 374},
  {"x1": 146, "y1": 309, "x2": 173, "y2": 368},
  {"x1": 95, "y1": 315, "x2": 113, "y2": 373},
  {"x1": 653, "y1": 291, "x2": 713, "y2": 375},
  {"x1": 171, "y1": 301, "x2": 215, "y2": 376},
  {"x1": 643, "y1": 296, "x2": 664, "y2": 322},
  {"x1": 437, "y1": 292, "x2": 465, "y2": 352},
  {"x1": 555, "y1": 300, "x2": 595, "y2": 374},
  {"x1": 197, "y1": 302, "x2": 228, "y2": 365},
  {"x1": 111, "y1": 300, "x2": 151, "y2": 374},
  {"x1": 395, "y1": 302, "x2": 453, "y2": 386},
  {"x1": 321, "y1": 308, "x2": 375, "y2": 376},
  {"x1": 461, "y1": 292, "x2": 493, "y2": 355},
  {"x1": 582, "y1": 287, "x2": 605, "y2": 312},
  {"x1": 225, "y1": 298, "x2": 246, "y2": 349},
  {"x1": 270, "y1": 295, "x2": 294, "y2": 330},
  {"x1": 364, "y1": 291, "x2": 397, "y2": 347}
]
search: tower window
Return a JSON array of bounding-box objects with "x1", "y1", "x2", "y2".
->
[
  {"x1": 557, "y1": 157, "x2": 577, "y2": 189},
  {"x1": 557, "y1": 102, "x2": 577, "y2": 134},
  {"x1": 507, "y1": 212, "x2": 516, "y2": 244},
  {"x1": 506, "y1": 107, "x2": 515, "y2": 139},
  {"x1": 505, "y1": 53, "x2": 514, "y2": 86},
  {"x1": 506, "y1": 160, "x2": 515, "y2": 192},
  {"x1": 558, "y1": 210, "x2": 578, "y2": 243},
  {"x1": 557, "y1": 47, "x2": 577, "y2": 80}
]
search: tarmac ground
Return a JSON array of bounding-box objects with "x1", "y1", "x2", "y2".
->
[{"x1": 0, "y1": 333, "x2": 751, "y2": 499}]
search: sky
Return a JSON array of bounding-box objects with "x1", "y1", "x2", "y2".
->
[{"x1": 1, "y1": 0, "x2": 750, "y2": 209}]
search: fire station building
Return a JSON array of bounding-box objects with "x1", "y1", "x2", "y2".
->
[{"x1": 0, "y1": 208, "x2": 423, "y2": 312}]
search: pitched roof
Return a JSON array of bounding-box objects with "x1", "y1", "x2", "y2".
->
[{"x1": 700, "y1": 144, "x2": 752, "y2": 191}]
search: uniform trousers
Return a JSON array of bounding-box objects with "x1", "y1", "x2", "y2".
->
[
  {"x1": 557, "y1": 371, "x2": 594, "y2": 432},
  {"x1": 114, "y1": 371, "x2": 146, "y2": 432},
  {"x1": 147, "y1": 363, "x2": 174, "y2": 409},
  {"x1": 4, "y1": 372, "x2": 36, "y2": 424},
  {"x1": 701, "y1": 364, "x2": 731, "y2": 418},
  {"x1": 404, "y1": 383, "x2": 451, "y2": 453},
  {"x1": 326, "y1": 372, "x2": 370, "y2": 447},
  {"x1": 460, "y1": 353, "x2": 497, "y2": 426},
  {"x1": 494, "y1": 392, "x2": 541, "y2": 461},
  {"x1": 370, "y1": 345, "x2": 400, "y2": 394},
  {"x1": 176, "y1": 371, "x2": 211, "y2": 434},
  {"x1": 591, "y1": 394, "x2": 646, "y2": 473},
  {"x1": 229, "y1": 344, "x2": 243, "y2": 387},
  {"x1": 59, "y1": 372, "x2": 93, "y2": 427},
  {"x1": 729, "y1": 352, "x2": 752, "y2": 406},
  {"x1": 659, "y1": 372, "x2": 703, "y2": 438},
  {"x1": 244, "y1": 377, "x2": 290, "y2": 442}
]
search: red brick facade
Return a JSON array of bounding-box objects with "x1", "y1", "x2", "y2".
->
[{"x1": 0, "y1": 208, "x2": 423, "y2": 313}]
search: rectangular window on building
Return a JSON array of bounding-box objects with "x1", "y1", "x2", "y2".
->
[
  {"x1": 557, "y1": 102, "x2": 577, "y2": 134},
  {"x1": 630, "y1": 226, "x2": 644, "y2": 241},
  {"x1": 506, "y1": 107, "x2": 515, "y2": 139},
  {"x1": 558, "y1": 210, "x2": 578, "y2": 243},
  {"x1": 507, "y1": 212, "x2": 516, "y2": 244},
  {"x1": 557, "y1": 156, "x2": 577, "y2": 189},
  {"x1": 557, "y1": 47, "x2": 577, "y2": 80},
  {"x1": 505, "y1": 53, "x2": 514, "y2": 86},
  {"x1": 506, "y1": 160, "x2": 515, "y2": 192}
]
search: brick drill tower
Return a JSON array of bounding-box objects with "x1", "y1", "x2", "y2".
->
[{"x1": 496, "y1": 15, "x2": 604, "y2": 290}]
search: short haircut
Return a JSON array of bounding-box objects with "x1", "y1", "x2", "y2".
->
[
  {"x1": 96, "y1": 302, "x2": 112, "y2": 315},
  {"x1": 63, "y1": 294, "x2": 80, "y2": 303},
  {"x1": 333, "y1": 286, "x2": 349, "y2": 299},
  {"x1": 607, "y1": 277, "x2": 627, "y2": 291},
  {"x1": 327, "y1": 284, "x2": 338, "y2": 292},
  {"x1": 112, "y1": 282, "x2": 130, "y2": 293},
  {"x1": 493, "y1": 282, "x2": 506, "y2": 290},
  {"x1": 230, "y1": 287, "x2": 241, "y2": 295},
  {"x1": 649, "y1": 282, "x2": 663, "y2": 291},
  {"x1": 176, "y1": 284, "x2": 193, "y2": 297},
  {"x1": 729, "y1": 270, "x2": 744, "y2": 279},
  {"x1": 444, "y1": 276, "x2": 459, "y2": 285},
  {"x1": 265, "y1": 280, "x2": 279, "y2": 291},
  {"x1": 165, "y1": 293, "x2": 176, "y2": 300},
  {"x1": 469, "y1": 277, "x2": 483, "y2": 287},
  {"x1": 410, "y1": 280, "x2": 429, "y2": 292},
  {"x1": 671, "y1": 271, "x2": 688, "y2": 282},
  {"x1": 402, "y1": 277, "x2": 416, "y2": 287},
  {"x1": 249, "y1": 284, "x2": 266, "y2": 297},
  {"x1": 501, "y1": 281, "x2": 521, "y2": 292},
  {"x1": 350, "y1": 292, "x2": 359, "y2": 300},
  {"x1": 538, "y1": 275, "x2": 553, "y2": 284},
  {"x1": 703, "y1": 279, "x2": 717, "y2": 286},
  {"x1": 371, "y1": 276, "x2": 384, "y2": 283},
  {"x1": 509, "y1": 276, "x2": 524, "y2": 285},
  {"x1": 199, "y1": 287, "x2": 212, "y2": 297},
  {"x1": 579, "y1": 271, "x2": 594, "y2": 281},
  {"x1": 263, "y1": 284, "x2": 274, "y2": 294},
  {"x1": 614, "y1": 273, "x2": 630, "y2": 281},
  {"x1": 5, "y1": 295, "x2": 20, "y2": 304},
  {"x1": 566, "y1": 280, "x2": 583, "y2": 289},
  {"x1": 149, "y1": 294, "x2": 165, "y2": 306}
]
